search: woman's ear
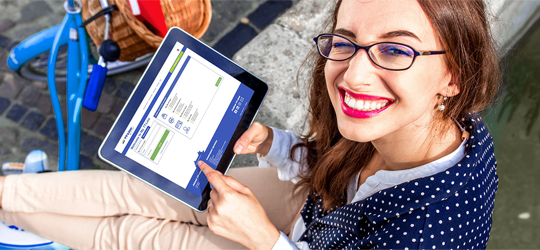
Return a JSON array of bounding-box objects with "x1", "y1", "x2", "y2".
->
[{"x1": 440, "y1": 72, "x2": 460, "y2": 97}]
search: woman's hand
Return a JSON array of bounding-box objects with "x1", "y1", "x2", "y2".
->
[
  {"x1": 198, "y1": 161, "x2": 280, "y2": 250},
  {"x1": 233, "y1": 122, "x2": 273, "y2": 156}
]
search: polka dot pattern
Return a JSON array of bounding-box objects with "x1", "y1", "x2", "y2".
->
[{"x1": 299, "y1": 115, "x2": 498, "y2": 249}]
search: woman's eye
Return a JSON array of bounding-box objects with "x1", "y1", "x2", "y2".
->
[
  {"x1": 332, "y1": 42, "x2": 354, "y2": 51},
  {"x1": 379, "y1": 45, "x2": 412, "y2": 57}
]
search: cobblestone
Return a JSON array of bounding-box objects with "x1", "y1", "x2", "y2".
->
[
  {"x1": 102, "y1": 77, "x2": 117, "y2": 94},
  {"x1": 81, "y1": 108, "x2": 100, "y2": 129},
  {"x1": 81, "y1": 135, "x2": 102, "y2": 156},
  {"x1": 0, "y1": 35, "x2": 12, "y2": 49},
  {"x1": 96, "y1": 92, "x2": 115, "y2": 114},
  {"x1": 21, "y1": 111, "x2": 45, "y2": 131},
  {"x1": 201, "y1": 0, "x2": 264, "y2": 44},
  {"x1": 0, "y1": 53, "x2": 9, "y2": 72},
  {"x1": 20, "y1": 87, "x2": 41, "y2": 107},
  {"x1": 79, "y1": 155, "x2": 94, "y2": 169},
  {"x1": 0, "y1": 0, "x2": 298, "y2": 170},
  {"x1": 0, "y1": 20, "x2": 15, "y2": 33},
  {"x1": 36, "y1": 94, "x2": 52, "y2": 115},
  {"x1": 32, "y1": 80, "x2": 48, "y2": 90},
  {"x1": 112, "y1": 99, "x2": 125, "y2": 117},
  {"x1": 249, "y1": 0, "x2": 293, "y2": 29},
  {"x1": 40, "y1": 118, "x2": 58, "y2": 140},
  {"x1": 93, "y1": 116, "x2": 114, "y2": 137},
  {"x1": 213, "y1": 23, "x2": 258, "y2": 58},
  {"x1": 19, "y1": 1, "x2": 53, "y2": 23},
  {"x1": 0, "y1": 96, "x2": 10, "y2": 115},
  {"x1": 0, "y1": 126, "x2": 19, "y2": 157},
  {"x1": 22, "y1": 138, "x2": 59, "y2": 158},
  {"x1": 6, "y1": 41, "x2": 19, "y2": 51},
  {"x1": 0, "y1": 127, "x2": 18, "y2": 146},
  {"x1": 80, "y1": 131, "x2": 88, "y2": 143},
  {"x1": 0, "y1": 74, "x2": 24, "y2": 98},
  {"x1": 56, "y1": 81, "x2": 66, "y2": 96},
  {"x1": 115, "y1": 81, "x2": 134, "y2": 100},
  {"x1": 6, "y1": 104, "x2": 28, "y2": 123}
]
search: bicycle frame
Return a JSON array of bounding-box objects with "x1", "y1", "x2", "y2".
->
[{"x1": 7, "y1": 0, "x2": 89, "y2": 171}]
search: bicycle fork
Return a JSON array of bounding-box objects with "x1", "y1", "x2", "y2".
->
[{"x1": 49, "y1": 0, "x2": 89, "y2": 171}]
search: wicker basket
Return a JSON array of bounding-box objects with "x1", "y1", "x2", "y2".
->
[{"x1": 82, "y1": 0, "x2": 212, "y2": 61}]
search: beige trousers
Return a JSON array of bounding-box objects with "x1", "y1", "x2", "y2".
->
[{"x1": 0, "y1": 168, "x2": 305, "y2": 250}]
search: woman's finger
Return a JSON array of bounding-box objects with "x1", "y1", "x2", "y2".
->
[
  {"x1": 209, "y1": 188, "x2": 219, "y2": 202},
  {"x1": 233, "y1": 122, "x2": 268, "y2": 154},
  {"x1": 221, "y1": 175, "x2": 250, "y2": 194},
  {"x1": 198, "y1": 161, "x2": 229, "y2": 193}
]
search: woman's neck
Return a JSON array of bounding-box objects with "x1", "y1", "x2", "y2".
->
[{"x1": 359, "y1": 119, "x2": 462, "y2": 185}]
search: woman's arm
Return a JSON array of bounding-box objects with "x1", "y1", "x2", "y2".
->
[{"x1": 257, "y1": 128, "x2": 306, "y2": 183}]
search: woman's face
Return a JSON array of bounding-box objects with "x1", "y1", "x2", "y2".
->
[{"x1": 326, "y1": 0, "x2": 454, "y2": 143}]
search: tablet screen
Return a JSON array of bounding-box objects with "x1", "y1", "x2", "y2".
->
[{"x1": 113, "y1": 41, "x2": 254, "y2": 196}]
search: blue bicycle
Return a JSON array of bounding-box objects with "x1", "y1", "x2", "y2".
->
[{"x1": 6, "y1": 0, "x2": 151, "y2": 172}]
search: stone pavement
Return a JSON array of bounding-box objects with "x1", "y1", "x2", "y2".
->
[{"x1": 0, "y1": 0, "x2": 298, "y2": 172}]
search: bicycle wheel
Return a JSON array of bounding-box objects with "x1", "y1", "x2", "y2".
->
[{"x1": 19, "y1": 42, "x2": 153, "y2": 82}]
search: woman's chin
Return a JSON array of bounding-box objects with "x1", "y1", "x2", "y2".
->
[{"x1": 338, "y1": 126, "x2": 376, "y2": 143}]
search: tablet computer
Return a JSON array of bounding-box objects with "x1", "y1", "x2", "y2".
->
[{"x1": 99, "y1": 27, "x2": 268, "y2": 212}]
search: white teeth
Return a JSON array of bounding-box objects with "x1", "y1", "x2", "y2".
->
[
  {"x1": 344, "y1": 92, "x2": 389, "y2": 111},
  {"x1": 348, "y1": 98, "x2": 356, "y2": 108},
  {"x1": 370, "y1": 102, "x2": 377, "y2": 110},
  {"x1": 343, "y1": 93, "x2": 388, "y2": 111},
  {"x1": 355, "y1": 100, "x2": 364, "y2": 110},
  {"x1": 363, "y1": 101, "x2": 370, "y2": 110}
]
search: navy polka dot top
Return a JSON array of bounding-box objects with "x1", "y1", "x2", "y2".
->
[{"x1": 299, "y1": 115, "x2": 498, "y2": 249}]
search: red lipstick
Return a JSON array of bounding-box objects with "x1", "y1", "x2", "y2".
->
[{"x1": 339, "y1": 88, "x2": 393, "y2": 118}]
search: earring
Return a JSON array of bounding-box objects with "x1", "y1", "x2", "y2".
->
[{"x1": 438, "y1": 96, "x2": 447, "y2": 111}]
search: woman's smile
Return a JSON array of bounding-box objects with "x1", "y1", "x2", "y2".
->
[
  {"x1": 339, "y1": 88, "x2": 393, "y2": 118},
  {"x1": 323, "y1": 0, "x2": 456, "y2": 143}
]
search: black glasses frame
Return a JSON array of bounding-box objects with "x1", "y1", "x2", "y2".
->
[{"x1": 313, "y1": 33, "x2": 446, "y2": 71}]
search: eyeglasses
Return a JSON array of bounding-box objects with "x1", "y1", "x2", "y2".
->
[{"x1": 313, "y1": 34, "x2": 446, "y2": 71}]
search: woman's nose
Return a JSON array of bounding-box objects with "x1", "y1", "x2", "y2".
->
[{"x1": 343, "y1": 49, "x2": 377, "y2": 87}]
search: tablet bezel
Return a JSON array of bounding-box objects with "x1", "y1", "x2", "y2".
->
[{"x1": 99, "y1": 27, "x2": 268, "y2": 212}]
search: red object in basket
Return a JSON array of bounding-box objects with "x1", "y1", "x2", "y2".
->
[{"x1": 127, "y1": 0, "x2": 168, "y2": 37}]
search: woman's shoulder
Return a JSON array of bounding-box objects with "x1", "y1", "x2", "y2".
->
[
  {"x1": 364, "y1": 114, "x2": 496, "y2": 219},
  {"x1": 360, "y1": 114, "x2": 496, "y2": 247},
  {"x1": 297, "y1": 114, "x2": 497, "y2": 248}
]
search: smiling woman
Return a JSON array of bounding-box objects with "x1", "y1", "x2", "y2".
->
[
  {"x1": 280, "y1": 0, "x2": 500, "y2": 248},
  {"x1": 0, "y1": 0, "x2": 501, "y2": 249}
]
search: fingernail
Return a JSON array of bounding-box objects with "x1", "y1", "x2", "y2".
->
[
  {"x1": 197, "y1": 161, "x2": 202, "y2": 167},
  {"x1": 234, "y1": 144, "x2": 244, "y2": 153},
  {"x1": 216, "y1": 171, "x2": 224, "y2": 176}
]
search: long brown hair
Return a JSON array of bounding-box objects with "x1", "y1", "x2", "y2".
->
[{"x1": 292, "y1": 0, "x2": 501, "y2": 210}]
